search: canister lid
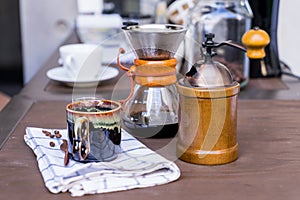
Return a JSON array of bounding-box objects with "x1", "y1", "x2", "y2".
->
[
  {"x1": 182, "y1": 33, "x2": 235, "y2": 88},
  {"x1": 183, "y1": 56, "x2": 234, "y2": 88}
]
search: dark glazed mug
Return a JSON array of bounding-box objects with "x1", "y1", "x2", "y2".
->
[{"x1": 66, "y1": 99, "x2": 122, "y2": 162}]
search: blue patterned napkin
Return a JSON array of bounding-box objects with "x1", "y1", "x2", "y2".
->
[{"x1": 24, "y1": 127, "x2": 180, "y2": 196}]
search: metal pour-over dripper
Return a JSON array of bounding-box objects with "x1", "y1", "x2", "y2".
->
[{"x1": 122, "y1": 24, "x2": 187, "y2": 60}]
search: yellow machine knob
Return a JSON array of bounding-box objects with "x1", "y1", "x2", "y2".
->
[{"x1": 242, "y1": 27, "x2": 270, "y2": 59}]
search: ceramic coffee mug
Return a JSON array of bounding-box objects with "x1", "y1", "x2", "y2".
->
[
  {"x1": 59, "y1": 44, "x2": 102, "y2": 81},
  {"x1": 66, "y1": 98, "x2": 122, "y2": 162}
]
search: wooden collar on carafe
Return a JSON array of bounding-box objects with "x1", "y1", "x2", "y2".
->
[
  {"x1": 132, "y1": 58, "x2": 177, "y2": 87},
  {"x1": 134, "y1": 58, "x2": 177, "y2": 67}
]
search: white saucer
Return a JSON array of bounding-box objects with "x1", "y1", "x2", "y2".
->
[{"x1": 46, "y1": 66, "x2": 119, "y2": 87}]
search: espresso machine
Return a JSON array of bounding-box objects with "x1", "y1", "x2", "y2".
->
[
  {"x1": 248, "y1": 0, "x2": 281, "y2": 78},
  {"x1": 118, "y1": 24, "x2": 187, "y2": 138}
]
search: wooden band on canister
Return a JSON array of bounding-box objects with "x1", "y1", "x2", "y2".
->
[{"x1": 176, "y1": 82, "x2": 240, "y2": 165}]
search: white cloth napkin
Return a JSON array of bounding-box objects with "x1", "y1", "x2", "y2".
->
[{"x1": 24, "y1": 127, "x2": 180, "y2": 196}]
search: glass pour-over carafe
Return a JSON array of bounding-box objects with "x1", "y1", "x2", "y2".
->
[{"x1": 118, "y1": 24, "x2": 187, "y2": 138}]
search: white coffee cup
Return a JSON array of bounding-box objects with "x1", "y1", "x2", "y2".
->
[{"x1": 59, "y1": 44, "x2": 102, "y2": 81}]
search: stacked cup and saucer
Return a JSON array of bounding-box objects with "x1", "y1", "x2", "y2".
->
[{"x1": 47, "y1": 43, "x2": 119, "y2": 87}]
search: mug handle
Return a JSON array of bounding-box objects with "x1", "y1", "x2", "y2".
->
[
  {"x1": 58, "y1": 58, "x2": 63, "y2": 65},
  {"x1": 65, "y1": 55, "x2": 76, "y2": 78},
  {"x1": 60, "y1": 55, "x2": 76, "y2": 78},
  {"x1": 117, "y1": 48, "x2": 135, "y2": 107},
  {"x1": 74, "y1": 116, "x2": 90, "y2": 160}
]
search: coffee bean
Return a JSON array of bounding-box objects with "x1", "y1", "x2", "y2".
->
[
  {"x1": 64, "y1": 152, "x2": 69, "y2": 166},
  {"x1": 60, "y1": 139, "x2": 69, "y2": 166},
  {"x1": 42, "y1": 130, "x2": 51, "y2": 136},
  {"x1": 49, "y1": 141, "x2": 55, "y2": 147},
  {"x1": 55, "y1": 131, "x2": 62, "y2": 138}
]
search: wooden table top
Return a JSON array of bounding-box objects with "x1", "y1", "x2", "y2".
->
[
  {"x1": 1, "y1": 32, "x2": 300, "y2": 199},
  {"x1": 1, "y1": 100, "x2": 300, "y2": 199}
]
